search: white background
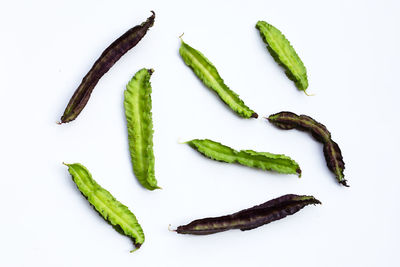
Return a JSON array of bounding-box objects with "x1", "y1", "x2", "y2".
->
[{"x1": 1, "y1": 0, "x2": 399, "y2": 266}]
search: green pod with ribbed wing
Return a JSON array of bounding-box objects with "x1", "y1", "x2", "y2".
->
[
  {"x1": 179, "y1": 39, "x2": 258, "y2": 119},
  {"x1": 186, "y1": 139, "x2": 301, "y2": 176},
  {"x1": 256, "y1": 21, "x2": 308, "y2": 93},
  {"x1": 124, "y1": 68, "x2": 159, "y2": 190},
  {"x1": 64, "y1": 163, "x2": 145, "y2": 252}
]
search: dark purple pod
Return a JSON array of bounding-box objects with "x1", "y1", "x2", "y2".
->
[
  {"x1": 60, "y1": 11, "x2": 155, "y2": 123},
  {"x1": 323, "y1": 140, "x2": 346, "y2": 187},
  {"x1": 268, "y1": 111, "x2": 331, "y2": 143},
  {"x1": 268, "y1": 111, "x2": 347, "y2": 186},
  {"x1": 176, "y1": 194, "x2": 320, "y2": 235}
]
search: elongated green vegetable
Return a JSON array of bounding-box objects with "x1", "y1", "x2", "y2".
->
[
  {"x1": 64, "y1": 163, "x2": 145, "y2": 252},
  {"x1": 179, "y1": 39, "x2": 258, "y2": 119},
  {"x1": 124, "y1": 68, "x2": 159, "y2": 190},
  {"x1": 256, "y1": 21, "x2": 308, "y2": 93},
  {"x1": 186, "y1": 139, "x2": 301, "y2": 176}
]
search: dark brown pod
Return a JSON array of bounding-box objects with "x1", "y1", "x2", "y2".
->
[
  {"x1": 59, "y1": 11, "x2": 155, "y2": 123},
  {"x1": 268, "y1": 111, "x2": 347, "y2": 186},
  {"x1": 323, "y1": 140, "x2": 347, "y2": 187},
  {"x1": 176, "y1": 194, "x2": 320, "y2": 235}
]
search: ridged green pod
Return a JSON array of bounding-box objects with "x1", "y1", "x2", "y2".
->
[
  {"x1": 179, "y1": 39, "x2": 258, "y2": 119},
  {"x1": 186, "y1": 139, "x2": 301, "y2": 176},
  {"x1": 256, "y1": 21, "x2": 308, "y2": 93},
  {"x1": 64, "y1": 163, "x2": 145, "y2": 252},
  {"x1": 124, "y1": 68, "x2": 159, "y2": 190}
]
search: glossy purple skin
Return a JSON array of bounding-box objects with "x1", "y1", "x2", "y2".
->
[
  {"x1": 60, "y1": 11, "x2": 155, "y2": 123},
  {"x1": 176, "y1": 194, "x2": 320, "y2": 235},
  {"x1": 268, "y1": 111, "x2": 347, "y2": 187}
]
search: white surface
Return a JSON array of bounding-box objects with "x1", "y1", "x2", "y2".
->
[{"x1": 1, "y1": 0, "x2": 399, "y2": 266}]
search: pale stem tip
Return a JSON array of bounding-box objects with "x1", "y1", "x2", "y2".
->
[
  {"x1": 179, "y1": 32, "x2": 184, "y2": 40},
  {"x1": 168, "y1": 224, "x2": 176, "y2": 232},
  {"x1": 56, "y1": 121, "x2": 62, "y2": 125},
  {"x1": 177, "y1": 138, "x2": 189, "y2": 144},
  {"x1": 304, "y1": 90, "x2": 315, "y2": 96}
]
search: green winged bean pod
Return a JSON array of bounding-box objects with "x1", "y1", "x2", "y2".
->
[
  {"x1": 256, "y1": 21, "x2": 309, "y2": 93},
  {"x1": 64, "y1": 163, "x2": 145, "y2": 252},
  {"x1": 186, "y1": 139, "x2": 301, "y2": 176},
  {"x1": 179, "y1": 39, "x2": 258, "y2": 119},
  {"x1": 124, "y1": 68, "x2": 159, "y2": 190},
  {"x1": 268, "y1": 111, "x2": 347, "y2": 186}
]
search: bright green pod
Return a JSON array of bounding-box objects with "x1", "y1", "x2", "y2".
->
[
  {"x1": 64, "y1": 163, "x2": 145, "y2": 252},
  {"x1": 124, "y1": 68, "x2": 159, "y2": 190},
  {"x1": 186, "y1": 139, "x2": 301, "y2": 176},
  {"x1": 256, "y1": 21, "x2": 309, "y2": 93},
  {"x1": 179, "y1": 39, "x2": 258, "y2": 119}
]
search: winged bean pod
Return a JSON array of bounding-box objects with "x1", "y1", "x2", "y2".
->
[
  {"x1": 124, "y1": 68, "x2": 159, "y2": 190},
  {"x1": 268, "y1": 111, "x2": 347, "y2": 186},
  {"x1": 186, "y1": 139, "x2": 301, "y2": 176},
  {"x1": 179, "y1": 39, "x2": 258, "y2": 119},
  {"x1": 60, "y1": 12, "x2": 155, "y2": 123},
  {"x1": 256, "y1": 21, "x2": 308, "y2": 93},
  {"x1": 64, "y1": 163, "x2": 145, "y2": 251},
  {"x1": 176, "y1": 194, "x2": 320, "y2": 235}
]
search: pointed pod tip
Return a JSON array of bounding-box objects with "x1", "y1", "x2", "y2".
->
[
  {"x1": 302, "y1": 195, "x2": 321, "y2": 205},
  {"x1": 251, "y1": 113, "x2": 258, "y2": 119},
  {"x1": 62, "y1": 162, "x2": 70, "y2": 167},
  {"x1": 340, "y1": 180, "x2": 350, "y2": 187},
  {"x1": 265, "y1": 115, "x2": 273, "y2": 122},
  {"x1": 59, "y1": 116, "x2": 73, "y2": 124},
  {"x1": 296, "y1": 195, "x2": 321, "y2": 205},
  {"x1": 147, "y1": 185, "x2": 162, "y2": 190},
  {"x1": 313, "y1": 198, "x2": 322, "y2": 205}
]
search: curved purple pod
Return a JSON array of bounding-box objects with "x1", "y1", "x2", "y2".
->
[{"x1": 60, "y1": 11, "x2": 155, "y2": 123}]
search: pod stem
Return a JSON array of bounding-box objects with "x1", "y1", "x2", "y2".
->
[
  {"x1": 168, "y1": 224, "x2": 176, "y2": 232},
  {"x1": 178, "y1": 138, "x2": 193, "y2": 144},
  {"x1": 304, "y1": 90, "x2": 315, "y2": 96}
]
